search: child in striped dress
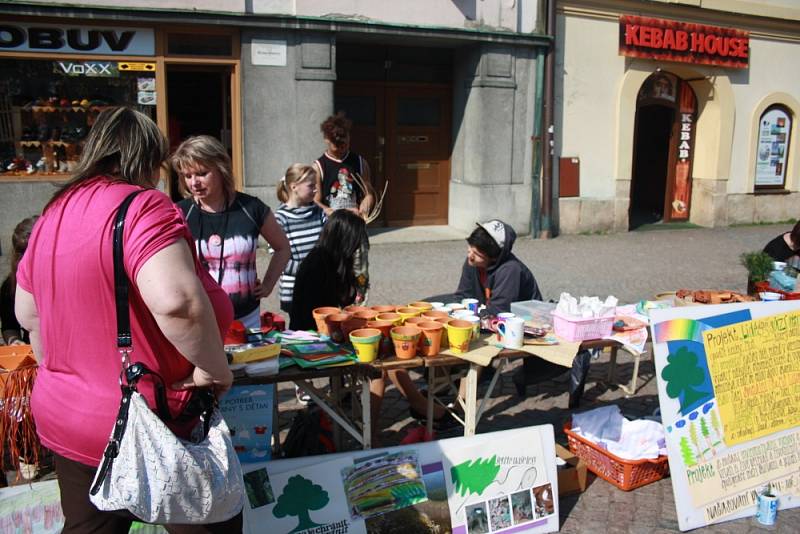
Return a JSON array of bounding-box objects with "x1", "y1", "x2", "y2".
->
[{"x1": 275, "y1": 164, "x2": 327, "y2": 314}]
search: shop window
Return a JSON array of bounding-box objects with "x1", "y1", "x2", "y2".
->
[
  {"x1": 0, "y1": 58, "x2": 156, "y2": 178},
  {"x1": 754, "y1": 104, "x2": 792, "y2": 191},
  {"x1": 167, "y1": 33, "x2": 233, "y2": 56}
]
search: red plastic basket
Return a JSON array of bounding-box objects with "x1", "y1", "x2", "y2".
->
[
  {"x1": 754, "y1": 281, "x2": 800, "y2": 300},
  {"x1": 563, "y1": 421, "x2": 669, "y2": 491}
]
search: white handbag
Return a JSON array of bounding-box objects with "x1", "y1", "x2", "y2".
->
[{"x1": 88, "y1": 190, "x2": 244, "y2": 524}]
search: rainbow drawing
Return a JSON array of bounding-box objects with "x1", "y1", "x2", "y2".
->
[{"x1": 653, "y1": 318, "x2": 711, "y2": 344}]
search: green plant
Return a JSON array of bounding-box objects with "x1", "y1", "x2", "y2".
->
[{"x1": 739, "y1": 250, "x2": 774, "y2": 283}]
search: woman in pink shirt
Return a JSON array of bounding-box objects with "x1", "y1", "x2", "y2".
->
[{"x1": 14, "y1": 108, "x2": 242, "y2": 533}]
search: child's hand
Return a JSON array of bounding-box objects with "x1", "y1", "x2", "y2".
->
[{"x1": 253, "y1": 278, "x2": 269, "y2": 299}]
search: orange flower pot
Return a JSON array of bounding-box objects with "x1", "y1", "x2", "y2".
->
[
  {"x1": 376, "y1": 312, "x2": 402, "y2": 326},
  {"x1": 312, "y1": 307, "x2": 341, "y2": 335},
  {"x1": 434, "y1": 317, "x2": 452, "y2": 348},
  {"x1": 325, "y1": 312, "x2": 352, "y2": 344},
  {"x1": 344, "y1": 305, "x2": 371, "y2": 314},
  {"x1": 417, "y1": 321, "x2": 444, "y2": 357},
  {"x1": 354, "y1": 310, "x2": 380, "y2": 322},
  {"x1": 370, "y1": 305, "x2": 396, "y2": 314},
  {"x1": 396, "y1": 307, "x2": 421, "y2": 324},
  {"x1": 408, "y1": 301, "x2": 433, "y2": 313},
  {"x1": 367, "y1": 319, "x2": 395, "y2": 357},
  {"x1": 390, "y1": 325, "x2": 422, "y2": 359},
  {"x1": 403, "y1": 316, "x2": 428, "y2": 327},
  {"x1": 341, "y1": 315, "x2": 367, "y2": 340},
  {"x1": 421, "y1": 310, "x2": 450, "y2": 321}
]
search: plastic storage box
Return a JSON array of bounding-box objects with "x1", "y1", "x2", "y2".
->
[
  {"x1": 552, "y1": 310, "x2": 615, "y2": 342},
  {"x1": 563, "y1": 421, "x2": 669, "y2": 491},
  {"x1": 510, "y1": 300, "x2": 556, "y2": 328}
]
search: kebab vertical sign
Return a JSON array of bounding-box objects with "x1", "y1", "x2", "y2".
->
[
  {"x1": 619, "y1": 16, "x2": 749, "y2": 69},
  {"x1": 670, "y1": 84, "x2": 697, "y2": 220}
]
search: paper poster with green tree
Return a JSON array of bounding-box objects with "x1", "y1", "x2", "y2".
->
[
  {"x1": 661, "y1": 341, "x2": 713, "y2": 415},
  {"x1": 273, "y1": 475, "x2": 330, "y2": 533},
  {"x1": 443, "y1": 429, "x2": 550, "y2": 531}
]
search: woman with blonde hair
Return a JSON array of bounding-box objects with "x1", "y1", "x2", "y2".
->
[
  {"x1": 172, "y1": 135, "x2": 289, "y2": 329},
  {"x1": 15, "y1": 107, "x2": 242, "y2": 532}
]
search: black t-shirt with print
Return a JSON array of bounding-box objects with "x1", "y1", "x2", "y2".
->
[{"x1": 178, "y1": 192, "x2": 269, "y2": 318}]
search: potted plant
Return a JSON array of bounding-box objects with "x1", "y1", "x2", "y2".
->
[{"x1": 740, "y1": 250, "x2": 774, "y2": 295}]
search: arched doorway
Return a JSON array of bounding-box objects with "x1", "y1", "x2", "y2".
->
[{"x1": 629, "y1": 71, "x2": 698, "y2": 229}]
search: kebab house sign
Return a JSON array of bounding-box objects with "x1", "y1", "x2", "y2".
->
[{"x1": 619, "y1": 15, "x2": 749, "y2": 69}]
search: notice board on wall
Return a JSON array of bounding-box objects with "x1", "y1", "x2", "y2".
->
[
  {"x1": 242, "y1": 425, "x2": 559, "y2": 534},
  {"x1": 650, "y1": 300, "x2": 800, "y2": 530}
]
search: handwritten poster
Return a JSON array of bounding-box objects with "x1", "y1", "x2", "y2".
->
[{"x1": 651, "y1": 301, "x2": 800, "y2": 530}]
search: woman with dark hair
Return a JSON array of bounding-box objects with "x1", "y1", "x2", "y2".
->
[
  {"x1": 763, "y1": 220, "x2": 800, "y2": 262},
  {"x1": 14, "y1": 107, "x2": 242, "y2": 532},
  {"x1": 1, "y1": 216, "x2": 38, "y2": 345},
  {"x1": 289, "y1": 209, "x2": 367, "y2": 330}
]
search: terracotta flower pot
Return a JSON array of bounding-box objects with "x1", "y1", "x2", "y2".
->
[
  {"x1": 341, "y1": 315, "x2": 367, "y2": 340},
  {"x1": 421, "y1": 310, "x2": 450, "y2": 321},
  {"x1": 354, "y1": 310, "x2": 379, "y2": 322},
  {"x1": 408, "y1": 301, "x2": 433, "y2": 313},
  {"x1": 344, "y1": 305, "x2": 371, "y2": 314},
  {"x1": 349, "y1": 328, "x2": 382, "y2": 363},
  {"x1": 396, "y1": 307, "x2": 421, "y2": 324},
  {"x1": 370, "y1": 305, "x2": 396, "y2": 314},
  {"x1": 390, "y1": 325, "x2": 422, "y2": 359},
  {"x1": 434, "y1": 317, "x2": 452, "y2": 348},
  {"x1": 403, "y1": 316, "x2": 428, "y2": 327},
  {"x1": 376, "y1": 312, "x2": 402, "y2": 326},
  {"x1": 312, "y1": 306, "x2": 341, "y2": 335},
  {"x1": 367, "y1": 319, "x2": 395, "y2": 357},
  {"x1": 325, "y1": 312, "x2": 352, "y2": 344},
  {"x1": 417, "y1": 321, "x2": 444, "y2": 357}
]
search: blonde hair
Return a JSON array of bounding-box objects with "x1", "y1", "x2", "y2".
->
[
  {"x1": 47, "y1": 107, "x2": 168, "y2": 210},
  {"x1": 170, "y1": 135, "x2": 235, "y2": 202},
  {"x1": 276, "y1": 163, "x2": 317, "y2": 203}
]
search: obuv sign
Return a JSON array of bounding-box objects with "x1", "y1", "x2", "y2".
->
[{"x1": 0, "y1": 23, "x2": 154, "y2": 56}]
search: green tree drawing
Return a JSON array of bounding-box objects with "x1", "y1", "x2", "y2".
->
[
  {"x1": 710, "y1": 409, "x2": 723, "y2": 446},
  {"x1": 661, "y1": 347, "x2": 709, "y2": 413},
  {"x1": 273, "y1": 475, "x2": 330, "y2": 533},
  {"x1": 689, "y1": 421, "x2": 701, "y2": 462},
  {"x1": 679, "y1": 436, "x2": 697, "y2": 466},
  {"x1": 700, "y1": 416, "x2": 716, "y2": 455},
  {"x1": 451, "y1": 455, "x2": 501, "y2": 497}
]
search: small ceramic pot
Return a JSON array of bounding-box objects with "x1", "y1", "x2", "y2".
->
[
  {"x1": 370, "y1": 305, "x2": 396, "y2": 314},
  {"x1": 367, "y1": 319, "x2": 395, "y2": 357},
  {"x1": 376, "y1": 312, "x2": 402, "y2": 326},
  {"x1": 344, "y1": 305, "x2": 371, "y2": 314},
  {"x1": 312, "y1": 306, "x2": 341, "y2": 335},
  {"x1": 390, "y1": 325, "x2": 422, "y2": 359},
  {"x1": 408, "y1": 301, "x2": 433, "y2": 313},
  {"x1": 403, "y1": 316, "x2": 428, "y2": 327},
  {"x1": 421, "y1": 310, "x2": 450, "y2": 321},
  {"x1": 445, "y1": 319, "x2": 473, "y2": 354},
  {"x1": 349, "y1": 328, "x2": 382, "y2": 363},
  {"x1": 324, "y1": 312, "x2": 352, "y2": 344},
  {"x1": 341, "y1": 315, "x2": 367, "y2": 340},
  {"x1": 354, "y1": 310, "x2": 380, "y2": 322},
  {"x1": 434, "y1": 317, "x2": 451, "y2": 348},
  {"x1": 417, "y1": 321, "x2": 444, "y2": 357},
  {"x1": 396, "y1": 307, "x2": 421, "y2": 324}
]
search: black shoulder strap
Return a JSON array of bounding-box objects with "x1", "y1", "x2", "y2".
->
[{"x1": 114, "y1": 190, "x2": 144, "y2": 348}]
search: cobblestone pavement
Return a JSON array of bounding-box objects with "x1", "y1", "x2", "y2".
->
[{"x1": 260, "y1": 223, "x2": 798, "y2": 533}]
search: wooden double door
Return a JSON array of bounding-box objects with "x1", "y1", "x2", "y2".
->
[{"x1": 335, "y1": 83, "x2": 451, "y2": 226}]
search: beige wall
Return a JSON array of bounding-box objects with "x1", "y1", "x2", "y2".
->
[{"x1": 558, "y1": 0, "x2": 800, "y2": 233}]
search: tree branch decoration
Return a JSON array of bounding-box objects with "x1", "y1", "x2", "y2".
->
[{"x1": 352, "y1": 172, "x2": 389, "y2": 225}]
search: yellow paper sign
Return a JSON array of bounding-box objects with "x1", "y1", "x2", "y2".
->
[
  {"x1": 118, "y1": 62, "x2": 156, "y2": 71},
  {"x1": 703, "y1": 310, "x2": 800, "y2": 446}
]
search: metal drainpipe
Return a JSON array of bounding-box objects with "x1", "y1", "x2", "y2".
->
[
  {"x1": 530, "y1": 47, "x2": 545, "y2": 238},
  {"x1": 539, "y1": 0, "x2": 556, "y2": 239}
]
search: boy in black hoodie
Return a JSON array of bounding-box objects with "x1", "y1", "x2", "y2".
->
[{"x1": 455, "y1": 220, "x2": 589, "y2": 408}]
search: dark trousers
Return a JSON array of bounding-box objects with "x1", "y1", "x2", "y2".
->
[{"x1": 54, "y1": 453, "x2": 243, "y2": 534}]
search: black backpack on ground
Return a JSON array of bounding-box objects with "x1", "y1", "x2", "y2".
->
[{"x1": 282, "y1": 406, "x2": 336, "y2": 458}]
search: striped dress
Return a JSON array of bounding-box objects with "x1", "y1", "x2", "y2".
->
[{"x1": 274, "y1": 203, "x2": 326, "y2": 311}]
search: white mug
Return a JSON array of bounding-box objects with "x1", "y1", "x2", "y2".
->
[{"x1": 497, "y1": 317, "x2": 525, "y2": 349}]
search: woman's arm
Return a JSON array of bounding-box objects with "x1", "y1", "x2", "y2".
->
[
  {"x1": 254, "y1": 212, "x2": 290, "y2": 299},
  {"x1": 136, "y1": 239, "x2": 232, "y2": 395},
  {"x1": 14, "y1": 288, "x2": 43, "y2": 358},
  {"x1": 313, "y1": 161, "x2": 334, "y2": 216}
]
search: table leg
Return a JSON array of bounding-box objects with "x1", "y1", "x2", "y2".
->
[
  {"x1": 331, "y1": 376, "x2": 343, "y2": 450},
  {"x1": 475, "y1": 360, "x2": 505, "y2": 426},
  {"x1": 271, "y1": 384, "x2": 281, "y2": 458},
  {"x1": 464, "y1": 364, "x2": 479, "y2": 436},
  {"x1": 361, "y1": 378, "x2": 372, "y2": 449},
  {"x1": 427, "y1": 368, "x2": 436, "y2": 438},
  {"x1": 607, "y1": 345, "x2": 618, "y2": 383}
]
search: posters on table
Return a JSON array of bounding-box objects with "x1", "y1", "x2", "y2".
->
[
  {"x1": 650, "y1": 300, "x2": 800, "y2": 531},
  {"x1": 0, "y1": 479, "x2": 63, "y2": 533},
  {"x1": 219, "y1": 385, "x2": 274, "y2": 463},
  {"x1": 243, "y1": 425, "x2": 558, "y2": 534}
]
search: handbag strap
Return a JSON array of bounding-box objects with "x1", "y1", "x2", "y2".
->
[{"x1": 114, "y1": 190, "x2": 143, "y2": 349}]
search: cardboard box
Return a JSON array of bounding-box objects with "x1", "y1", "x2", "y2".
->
[{"x1": 556, "y1": 443, "x2": 588, "y2": 496}]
